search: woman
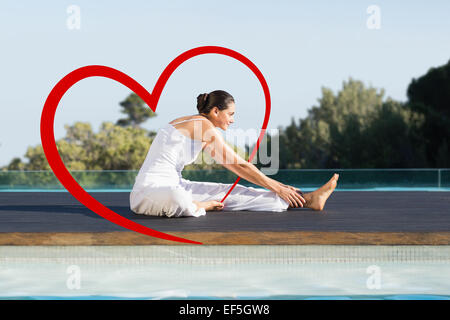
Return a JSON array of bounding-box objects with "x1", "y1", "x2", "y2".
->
[{"x1": 130, "y1": 90, "x2": 339, "y2": 218}]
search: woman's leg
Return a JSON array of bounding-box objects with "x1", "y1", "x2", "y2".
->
[
  {"x1": 180, "y1": 173, "x2": 339, "y2": 212},
  {"x1": 130, "y1": 184, "x2": 206, "y2": 217},
  {"x1": 180, "y1": 178, "x2": 289, "y2": 212}
]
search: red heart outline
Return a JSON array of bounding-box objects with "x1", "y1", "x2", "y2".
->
[{"x1": 40, "y1": 46, "x2": 271, "y2": 244}]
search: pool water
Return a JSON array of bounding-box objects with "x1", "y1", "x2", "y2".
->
[{"x1": 1, "y1": 245, "x2": 449, "y2": 300}]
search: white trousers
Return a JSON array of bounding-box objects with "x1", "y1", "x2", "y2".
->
[{"x1": 130, "y1": 178, "x2": 289, "y2": 218}]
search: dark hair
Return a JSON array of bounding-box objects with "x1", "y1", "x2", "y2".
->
[{"x1": 196, "y1": 90, "x2": 235, "y2": 114}]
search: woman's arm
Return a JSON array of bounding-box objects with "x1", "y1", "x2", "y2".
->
[
  {"x1": 202, "y1": 125, "x2": 305, "y2": 207},
  {"x1": 222, "y1": 162, "x2": 282, "y2": 193}
]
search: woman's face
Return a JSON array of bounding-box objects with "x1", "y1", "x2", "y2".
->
[{"x1": 211, "y1": 102, "x2": 235, "y2": 130}]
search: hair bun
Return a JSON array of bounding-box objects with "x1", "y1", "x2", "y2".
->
[
  {"x1": 196, "y1": 93, "x2": 209, "y2": 112},
  {"x1": 197, "y1": 93, "x2": 207, "y2": 100}
]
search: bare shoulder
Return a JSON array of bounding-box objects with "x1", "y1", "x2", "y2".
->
[
  {"x1": 168, "y1": 115, "x2": 190, "y2": 125},
  {"x1": 169, "y1": 115, "x2": 211, "y2": 125},
  {"x1": 168, "y1": 115, "x2": 216, "y2": 143}
]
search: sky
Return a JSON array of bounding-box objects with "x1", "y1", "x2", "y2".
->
[{"x1": 1, "y1": 0, "x2": 449, "y2": 166}]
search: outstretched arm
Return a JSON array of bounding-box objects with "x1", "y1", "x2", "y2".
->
[{"x1": 202, "y1": 125, "x2": 305, "y2": 207}]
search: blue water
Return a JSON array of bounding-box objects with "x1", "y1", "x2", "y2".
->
[{"x1": 2, "y1": 247, "x2": 449, "y2": 300}]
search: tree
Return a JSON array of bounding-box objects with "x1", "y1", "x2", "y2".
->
[
  {"x1": 406, "y1": 59, "x2": 450, "y2": 167},
  {"x1": 3, "y1": 91, "x2": 163, "y2": 171},
  {"x1": 3, "y1": 89, "x2": 244, "y2": 171},
  {"x1": 283, "y1": 78, "x2": 385, "y2": 168},
  {"x1": 116, "y1": 93, "x2": 156, "y2": 127},
  {"x1": 7, "y1": 122, "x2": 153, "y2": 171},
  {"x1": 258, "y1": 78, "x2": 426, "y2": 169},
  {"x1": 348, "y1": 99, "x2": 427, "y2": 168},
  {"x1": 6, "y1": 157, "x2": 25, "y2": 170}
]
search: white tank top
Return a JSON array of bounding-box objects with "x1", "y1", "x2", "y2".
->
[{"x1": 132, "y1": 118, "x2": 208, "y2": 189}]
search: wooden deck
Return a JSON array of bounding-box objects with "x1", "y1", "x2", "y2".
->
[{"x1": 0, "y1": 191, "x2": 449, "y2": 245}]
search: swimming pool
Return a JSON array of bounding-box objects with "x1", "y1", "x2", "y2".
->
[
  {"x1": 1, "y1": 169, "x2": 449, "y2": 300},
  {"x1": 1, "y1": 245, "x2": 449, "y2": 300}
]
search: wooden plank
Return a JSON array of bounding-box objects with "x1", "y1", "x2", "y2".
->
[{"x1": 1, "y1": 231, "x2": 450, "y2": 245}]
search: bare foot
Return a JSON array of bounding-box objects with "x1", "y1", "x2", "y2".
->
[
  {"x1": 302, "y1": 173, "x2": 339, "y2": 211},
  {"x1": 193, "y1": 200, "x2": 224, "y2": 211}
]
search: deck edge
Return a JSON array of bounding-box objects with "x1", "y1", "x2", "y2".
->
[{"x1": 1, "y1": 231, "x2": 450, "y2": 245}]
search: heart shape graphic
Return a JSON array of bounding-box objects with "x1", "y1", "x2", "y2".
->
[{"x1": 41, "y1": 46, "x2": 271, "y2": 244}]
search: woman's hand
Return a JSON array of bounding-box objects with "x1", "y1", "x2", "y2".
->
[{"x1": 276, "y1": 183, "x2": 306, "y2": 208}]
